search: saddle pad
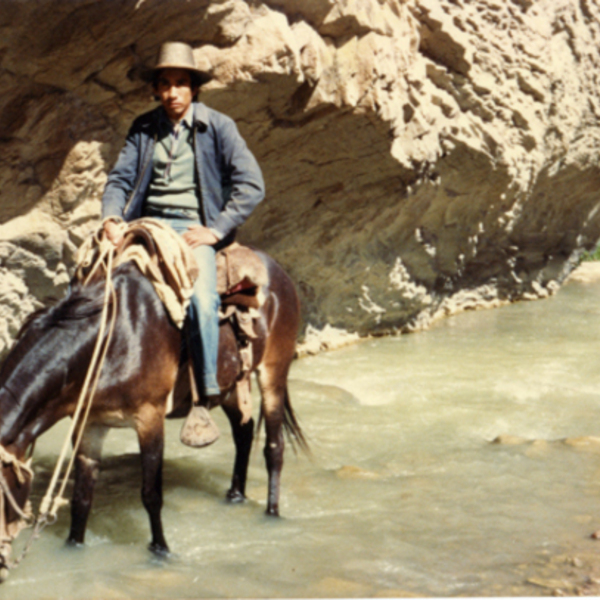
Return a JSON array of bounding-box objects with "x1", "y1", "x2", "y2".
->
[
  {"x1": 75, "y1": 218, "x2": 198, "y2": 328},
  {"x1": 216, "y1": 242, "x2": 268, "y2": 303}
]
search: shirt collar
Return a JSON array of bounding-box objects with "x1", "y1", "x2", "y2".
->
[{"x1": 158, "y1": 104, "x2": 195, "y2": 131}]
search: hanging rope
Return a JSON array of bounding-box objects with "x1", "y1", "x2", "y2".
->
[{"x1": 39, "y1": 245, "x2": 117, "y2": 520}]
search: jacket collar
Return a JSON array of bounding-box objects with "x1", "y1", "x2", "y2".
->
[
  {"x1": 192, "y1": 102, "x2": 210, "y2": 127},
  {"x1": 155, "y1": 104, "x2": 195, "y2": 128}
]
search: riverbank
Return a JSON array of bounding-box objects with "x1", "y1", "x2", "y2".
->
[
  {"x1": 297, "y1": 261, "x2": 600, "y2": 358},
  {"x1": 566, "y1": 261, "x2": 600, "y2": 284}
]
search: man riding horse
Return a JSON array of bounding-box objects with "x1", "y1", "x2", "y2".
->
[{"x1": 101, "y1": 42, "x2": 265, "y2": 448}]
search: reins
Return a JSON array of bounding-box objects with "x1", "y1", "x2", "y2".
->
[{"x1": 0, "y1": 237, "x2": 119, "y2": 573}]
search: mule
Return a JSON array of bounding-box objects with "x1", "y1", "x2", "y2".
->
[{"x1": 0, "y1": 249, "x2": 305, "y2": 568}]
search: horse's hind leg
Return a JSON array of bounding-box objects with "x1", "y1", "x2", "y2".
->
[
  {"x1": 256, "y1": 368, "x2": 287, "y2": 517},
  {"x1": 136, "y1": 408, "x2": 169, "y2": 554},
  {"x1": 221, "y1": 390, "x2": 254, "y2": 503},
  {"x1": 68, "y1": 424, "x2": 109, "y2": 545}
]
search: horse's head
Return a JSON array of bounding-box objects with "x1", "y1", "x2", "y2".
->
[{"x1": 0, "y1": 448, "x2": 34, "y2": 581}]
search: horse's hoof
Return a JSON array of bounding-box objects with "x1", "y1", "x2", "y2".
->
[
  {"x1": 0, "y1": 567, "x2": 8, "y2": 583},
  {"x1": 265, "y1": 507, "x2": 280, "y2": 517},
  {"x1": 592, "y1": 530, "x2": 600, "y2": 540},
  {"x1": 148, "y1": 542, "x2": 170, "y2": 557},
  {"x1": 226, "y1": 489, "x2": 245, "y2": 504}
]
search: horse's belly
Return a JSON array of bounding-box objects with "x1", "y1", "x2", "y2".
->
[{"x1": 92, "y1": 410, "x2": 134, "y2": 428}]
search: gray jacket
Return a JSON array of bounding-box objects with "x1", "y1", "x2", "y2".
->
[{"x1": 101, "y1": 102, "x2": 265, "y2": 239}]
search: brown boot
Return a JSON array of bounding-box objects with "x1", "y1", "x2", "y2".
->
[{"x1": 180, "y1": 405, "x2": 220, "y2": 448}]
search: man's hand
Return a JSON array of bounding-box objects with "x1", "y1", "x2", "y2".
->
[
  {"x1": 183, "y1": 225, "x2": 219, "y2": 248},
  {"x1": 103, "y1": 220, "x2": 125, "y2": 246}
]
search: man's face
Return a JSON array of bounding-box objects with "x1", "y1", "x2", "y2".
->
[{"x1": 154, "y1": 68, "x2": 197, "y2": 121}]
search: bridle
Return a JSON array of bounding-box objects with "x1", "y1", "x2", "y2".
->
[
  {"x1": 0, "y1": 445, "x2": 34, "y2": 575},
  {"x1": 0, "y1": 445, "x2": 33, "y2": 523}
]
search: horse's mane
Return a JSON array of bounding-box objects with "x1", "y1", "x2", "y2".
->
[
  {"x1": 11, "y1": 263, "x2": 143, "y2": 363},
  {"x1": 0, "y1": 284, "x2": 103, "y2": 404},
  {"x1": 16, "y1": 283, "x2": 106, "y2": 340},
  {"x1": 0, "y1": 279, "x2": 111, "y2": 390}
]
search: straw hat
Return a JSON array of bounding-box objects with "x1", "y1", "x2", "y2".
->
[{"x1": 144, "y1": 41, "x2": 211, "y2": 86}]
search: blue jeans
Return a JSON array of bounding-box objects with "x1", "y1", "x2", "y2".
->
[{"x1": 157, "y1": 213, "x2": 221, "y2": 397}]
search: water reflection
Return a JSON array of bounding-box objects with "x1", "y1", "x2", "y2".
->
[{"x1": 4, "y1": 272, "x2": 600, "y2": 597}]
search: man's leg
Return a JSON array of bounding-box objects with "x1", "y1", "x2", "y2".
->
[{"x1": 180, "y1": 244, "x2": 222, "y2": 447}]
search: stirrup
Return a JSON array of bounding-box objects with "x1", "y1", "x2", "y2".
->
[{"x1": 180, "y1": 405, "x2": 220, "y2": 448}]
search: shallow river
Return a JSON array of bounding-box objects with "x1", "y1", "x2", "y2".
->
[{"x1": 5, "y1": 270, "x2": 600, "y2": 598}]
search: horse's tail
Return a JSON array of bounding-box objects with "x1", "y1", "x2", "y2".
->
[
  {"x1": 282, "y1": 387, "x2": 310, "y2": 455},
  {"x1": 256, "y1": 388, "x2": 310, "y2": 456}
]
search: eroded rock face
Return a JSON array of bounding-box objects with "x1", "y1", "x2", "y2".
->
[{"x1": 1, "y1": 0, "x2": 599, "y2": 356}]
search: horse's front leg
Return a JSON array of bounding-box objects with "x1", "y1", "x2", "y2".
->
[
  {"x1": 68, "y1": 424, "x2": 109, "y2": 545},
  {"x1": 136, "y1": 409, "x2": 169, "y2": 555}
]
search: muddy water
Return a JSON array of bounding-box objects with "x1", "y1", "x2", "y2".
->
[{"x1": 4, "y1": 272, "x2": 600, "y2": 598}]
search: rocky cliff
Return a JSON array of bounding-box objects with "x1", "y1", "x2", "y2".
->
[{"x1": 1, "y1": 0, "x2": 599, "y2": 355}]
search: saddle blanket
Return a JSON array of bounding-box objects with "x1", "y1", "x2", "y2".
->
[{"x1": 74, "y1": 218, "x2": 268, "y2": 328}]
